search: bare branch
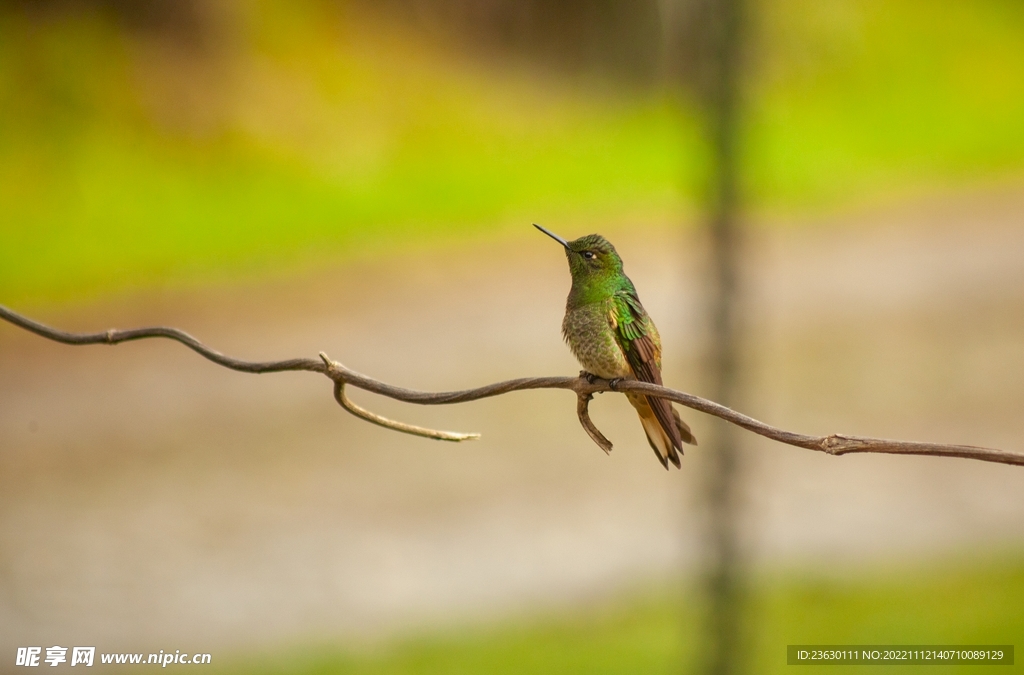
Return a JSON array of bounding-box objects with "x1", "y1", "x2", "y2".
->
[
  {"x1": 0, "y1": 303, "x2": 323, "y2": 375},
  {"x1": 2, "y1": 304, "x2": 1022, "y2": 467}
]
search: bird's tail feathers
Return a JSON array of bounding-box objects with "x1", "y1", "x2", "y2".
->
[
  {"x1": 638, "y1": 411, "x2": 680, "y2": 469},
  {"x1": 627, "y1": 392, "x2": 697, "y2": 469},
  {"x1": 672, "y1": 406, "x2": 698, "y2": 446}
]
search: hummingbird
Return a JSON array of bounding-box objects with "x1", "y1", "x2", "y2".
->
[{"x1": 535, "y1": 224, "x2": 696, "y2": 469}]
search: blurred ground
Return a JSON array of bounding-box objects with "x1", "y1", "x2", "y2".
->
[{"x1": 1, "y1": 184, "x2": 1024, "y2": 663}]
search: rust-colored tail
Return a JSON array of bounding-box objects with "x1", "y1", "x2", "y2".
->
[{"x1": 627, "y1": 392, "x2": 697, "y2": 469}]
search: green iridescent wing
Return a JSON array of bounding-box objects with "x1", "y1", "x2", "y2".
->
[
  {"x1": 610, "y1": 286, "x2": 660, "y2": 376},
  {"x1": 611, "y1": 287, "x2": 685, "y2": 454}
]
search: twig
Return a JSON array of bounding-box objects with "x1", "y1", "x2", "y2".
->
[
  {"x1": 322, "y1": 355, "x2": 479, "y2": 442},
  {"x1": 2, "y1": 304, "x2": 1022, "y2": 467},
  {"x1": 576, "y1": 392, "x2": 613, "y2": 454}
]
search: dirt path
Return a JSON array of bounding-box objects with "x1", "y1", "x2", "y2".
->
[{"x1": 2, "y1": 185, "x2": 1024, "y2": 656}]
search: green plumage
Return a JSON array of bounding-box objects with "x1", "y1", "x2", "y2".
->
[{"x1": 536, "y1": 226, "x2": 696, "y2": 469}]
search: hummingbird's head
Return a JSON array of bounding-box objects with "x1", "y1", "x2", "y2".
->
[{"x1": 533, "y1": 224, "x2": 623, "y2": 281}]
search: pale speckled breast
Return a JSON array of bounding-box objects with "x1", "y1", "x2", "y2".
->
[{"x1": 562, "y1": 299, "x2": 632, "y2": 380}]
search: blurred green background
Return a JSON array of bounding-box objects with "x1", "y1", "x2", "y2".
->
[
  {"x1": 2, "y1": 1, "x2": 1024, "y2": 673},
  {"x1": 4, "y1": 0, "x2": 1024, "y2": 305}
]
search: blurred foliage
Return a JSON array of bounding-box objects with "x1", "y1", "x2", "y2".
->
[
  {"x1": 1, "y1": 0, "x2": 1023, "y2": 304},
  {"x1": 0, "y1": 0, "x2": 696, "y2": 304},
  {"x1": 212, "y1": 552, "x2": 1024, "y2": 675},
  {"x1": 749, "y1": 0, "x2": 1024, "y2": 207},
  {"x1": 365, "y1": 0, "x2": 666, "y2": 83}
]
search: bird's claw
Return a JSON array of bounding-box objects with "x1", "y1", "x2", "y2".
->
[
  {"x1": 579, "y1": 370, "x2": 598, "y2": 385},
  {"x1": 608, "y1": 378, "x2": 623, "y2": 391}
]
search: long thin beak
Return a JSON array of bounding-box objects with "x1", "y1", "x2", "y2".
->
[{"x1": 533, "y1": 223, "x2": 569, "y2": 248}]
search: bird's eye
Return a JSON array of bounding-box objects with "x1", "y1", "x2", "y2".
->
[{"x1": 582, "y1": 251, "x2": 595, "y2": 260}]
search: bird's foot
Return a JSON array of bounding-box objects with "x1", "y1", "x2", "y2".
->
[
  {"x1": 608, "y1": 378, "x2": 623, "y2": 391},
  {"x1": 579, "y1": 370, "x2": 598, "y2": 385}
]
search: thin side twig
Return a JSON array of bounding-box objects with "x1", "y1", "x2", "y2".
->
[
  {"x1": 321, "y1": 354, "x2": 479, "y2": 442},
  {"x1": 576, "y1": 392, "x2": 613, "y2": 454},
  {"x1": 2, "y1": 304, "x2": 1022, "y2": 467}
]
